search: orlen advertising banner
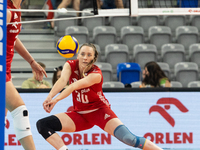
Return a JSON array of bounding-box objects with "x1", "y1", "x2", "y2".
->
[{"x1": 5, "y1": 92, "x2": 200, "y2": 150}]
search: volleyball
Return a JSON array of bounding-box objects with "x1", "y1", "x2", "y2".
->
[{"x1": 56, "y1": 35, "x2": 79, "y2": 58}]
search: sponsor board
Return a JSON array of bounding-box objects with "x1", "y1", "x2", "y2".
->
[{"x1": 5, "y1": 92, "x2": 200, "y2": 149}]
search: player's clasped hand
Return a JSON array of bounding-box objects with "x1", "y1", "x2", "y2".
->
[{"x1": 43, "y1": 97, "x2": 58, "y2": 113}]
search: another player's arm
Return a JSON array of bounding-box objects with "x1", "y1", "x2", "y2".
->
[
  {"x1": 7, "y1": 10, "x2": 11, "y2": 24},
  {"x1": 7, "y1": 10, "x2": 33, "y2": 63},
  {"x1": 14, "y1": 39, "x2": 35, "y2": 64},
  {"x1": 6, "y1": 11, "x2": 31, "y2": 62},
  {"x1": 54, "y1": 72, "x2": 101, "y2": 102},
  {"x1": 7, "y1": 11, "x2": 35, "y2": 64},
  {"x1": 14, "y1": 38, "x2": 47, "y2": 80}
]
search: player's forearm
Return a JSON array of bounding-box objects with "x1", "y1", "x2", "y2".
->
[
  {"x1": 14, "y1": 38, "x2": 34, "y2": 64},
  {"x1": 48, "y1": 77, "x2": 68, "y2": 98},
  {"x1": 54, "y1": 84, "x2": 74, "y2": 102}
]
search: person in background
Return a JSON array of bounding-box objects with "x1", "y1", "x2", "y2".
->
[
  {"x1": 80, "y1": 0, "x2": 123, "y2": 10},
  {"x1": 80, "y1": 0, "x2": 102, "y2": 10},
  {"x1": 49, "y1": 0, "x2": 80, "y2": 28},
  {"x1": 21, "y1": 62, "x2": 51, "y2": 89},
  {"x1": 101, "y1": 0, "x2": 124, "y2": 9},
  {"x1": 140, "y1": 61, "x2": 171, "y2": 88},
  {"x1": 36, "y1": 43, "x2": 163, "y2": 150},
  {"x1": 52, "y1": 66, "x2": 63, "y2": 85},
  {"x1": 52, "y1": 65, "x2": 69, "y2": 88},
  {"x1": 56, "y1": 0, "x2": 80, "y2": 11}
]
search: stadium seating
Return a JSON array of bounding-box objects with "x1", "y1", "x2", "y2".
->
[
  {"x1": 170, "y1": 81, "x2": 183, "y2": 87},
  {"x1": 187, "y1": 81, "x2": 200, "y2": 88},
  {"x1": 65, "y1": 26, "x2": 89, "y2": 44},
  {"x1": 161, "y1": 43, "x2": 186, "y2": 71},
  {"x1": 152, "y1": 0, "x2": 177, "y2": 7},
  {"x1": 23, "y1": 47, "x2": 57, "y2": 53},
  {"x1": 54, "y1": 8, "x2": 77, "y2": 37},
  {"x1": 18, "y1": 34, "x2": 55, "y2": 49},
  {"x1": 95, "y1": 62, "x2": 113, "y2": 82},
  {"x1": 102, "y1": 81, "x2": 125, "y2": 88},
  {"x1": 174, "y1": 62, "x2": 199, "y2": 87},
  {"x1": 175, "y1": 26, "x2": 199, "y2": 54},
  {"x1": 109, "y1": 16, "x2": 132, "y2": 37},
  {"x1": 17, "y1": 12, "x2": 200, "y2": 89},
  {"x1": 117, "y1": 62, "x2": 141, "y2": 85},
  {"x1": 148, "y1": 26, "x2": 172, "y2": 55},
  {"x1": 138, "y1": 0, "x2": 148, "y2": 8},
  {"x1": 93, "y1": 26, "x2": 117, "y2": 54},
  {"x1": 105, "y1": 44, "x2": 129, "y2": 77},
  {"x1": 133, "y1": 44, "x2": 158, "y2": 69},
  {"x1": 163, "y1": 15, "x2": 187, "y2": 38},
  {"x1": 131, "y1": 81, "x2": 142, "y2": 88},
  {"x1": 12, "y1": 53, "x2": 66, "y2": 72},
  {"x1": 189, "y1": 43, "x2": 200, "y2": 68},
  {"x1": 137, "y1": 15, "x2": 159, "y2": 37},
  {"x1": 82, "y1": 8, "x2": 105, "y2": 37},
  {"x1": 121, "y1": 26, "x2": 144, "y2": 57},
  {"x1": 190, "y1": 15, "x2": 200, "y2": 32}
]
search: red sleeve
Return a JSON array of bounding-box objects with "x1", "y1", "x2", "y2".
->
[
  {"x1": 91, "y1": 65, "x2": 102, "y2": 74},
  {"x1": 89, "y1": 65, "x2": 103, "y2": 81},
  {"x1": 67, "y1": 60, "x2": 77, "y2": 73}
]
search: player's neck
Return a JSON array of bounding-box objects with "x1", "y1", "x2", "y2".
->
[{"x1": 79, "y1": 66, "x2": 91, "y2": 79}]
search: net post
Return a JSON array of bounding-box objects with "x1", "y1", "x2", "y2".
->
[
  {"x1": 130, "y1": 0, "x2": 138, "y2": 16},
  {"x1": 0, "y1": 0, "x2": 6, "y2": 149}
]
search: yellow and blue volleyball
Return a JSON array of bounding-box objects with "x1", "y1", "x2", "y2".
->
[{"x1": 56, "y1": 35, "x2": 79, "y2": 58}]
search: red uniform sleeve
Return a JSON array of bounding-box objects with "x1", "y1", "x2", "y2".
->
[{"x1": 67, "y1": 60, "x2": 77, "y2": 73}]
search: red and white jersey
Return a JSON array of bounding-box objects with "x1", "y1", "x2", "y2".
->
[
  {"x1": 6, "y1": 1, "x2": 21, "y2": 74},
  {"x1": 68, "y1": 59, "x2": 110, "y2": 111}
]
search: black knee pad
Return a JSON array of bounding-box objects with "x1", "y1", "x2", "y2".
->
[{"x1": 36, "y1": 115, "x2": 62, "y2": 139}]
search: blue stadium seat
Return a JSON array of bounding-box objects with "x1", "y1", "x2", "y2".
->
[{"x1": 117, "y1": 63, "x2": 141, "y2": 84}]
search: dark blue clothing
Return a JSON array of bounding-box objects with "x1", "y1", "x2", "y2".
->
[{"x1": 101, "y1": 0, "x2": 116, "y2": 9}]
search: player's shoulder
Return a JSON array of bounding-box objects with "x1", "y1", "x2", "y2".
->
[
  {"x1": 91, "y1": 64, "x2": 101, "y2": 73},
  {"x1": 67, "y1": 59, "x2": 77, "y2": 64},
  {"x1": 67, "y1": 59, "x2": 78, "y2": 68}
]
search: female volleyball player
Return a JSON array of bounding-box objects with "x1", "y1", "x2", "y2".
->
[
  {"x1": 37, "y1": 43, "x2": 163, "y2": 150},
  {"x1": 140, "y1": 61, "x2": 171, "y2": 88},
  {"x1": 6, "y1": 0, "x2": 47, "y2": 149}
]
